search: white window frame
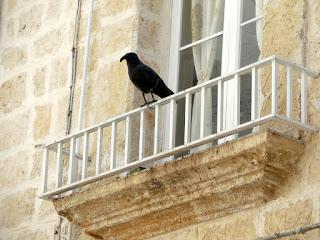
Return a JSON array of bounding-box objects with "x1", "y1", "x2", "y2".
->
[{"x1": 168, "y1": 0, "x2": 262, "y2": 139}]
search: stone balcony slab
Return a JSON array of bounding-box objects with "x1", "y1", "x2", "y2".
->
[{"x1": 53, "y1": 129, "x2": 305, "y2": 240}]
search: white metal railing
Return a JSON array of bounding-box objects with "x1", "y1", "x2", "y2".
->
[{"x1": 40, "y1": 56, "x2": 319, "y2": 200}]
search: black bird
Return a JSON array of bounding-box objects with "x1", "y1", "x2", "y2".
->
[{"x1": 120, "y1": 52, "x2": 174, "y2": 106}]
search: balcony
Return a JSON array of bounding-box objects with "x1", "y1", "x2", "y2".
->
[{"x1": 39, "y1": 56, "x2": 318, "y2": 238}]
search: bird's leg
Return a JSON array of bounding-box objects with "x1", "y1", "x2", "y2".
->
[
  {"x1": 150, "y1": 93, "x2": 157, "y2": 103},
  {"x1": 141, "y1": 93, "x2": 148, "y2": 107}
]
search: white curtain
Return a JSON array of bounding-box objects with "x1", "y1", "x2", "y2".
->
[
  {"x1": 190, "y1": 0, "x2": 224, "y2": 141},
  {"x1": 256, "y1": 0, "x2": 263, "y2": 50}
]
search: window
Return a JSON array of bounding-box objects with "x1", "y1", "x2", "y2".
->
[{"x1": 168, "y1": 0, "x2": 263, "y2": 147}]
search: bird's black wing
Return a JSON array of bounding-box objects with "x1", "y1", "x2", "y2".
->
[{"x1": 140, "y1": 64, "x2": 174, "y2": 98}]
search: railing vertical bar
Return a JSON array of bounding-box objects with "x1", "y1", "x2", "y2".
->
[
  {"x1": 55, "y1": 143, "x2": 63, "y2": 188},
  {"x1": 124, "y1": 116, "x2": 131, "y2": 165},
  {"x1": 139, "y1": 111, "x2": 145, "y2": 160},
  {"x1": 42, "y1": 148, "x2": 49, "y2": 193},
  {"x1": 286, "y1": 65, "x2": 293, "y2": 119},
  {"x1": 234, "y1": 73, "x2": 240, "y2": 126},
  {"x1": 217, "y1": 80, "x2": 224, "y2": 132},
  {"x1": 110, "y1": 122, "x2": 117, "y2": 169},
  {"x1": 82, "y1": 132, "x2": 89, "y2": 179},
  {"x1": 251, "y1": 67, "x2": 258, "y2": 120},
  {"x1": 200, "y1": 87, "x2": 206, "y2": 138},
  {"x1": 184, "y1": 93, "x2": 191, "y2": 144},
  {"x1": 154, "y1": 105, "x2": 159, "y2": 155},
  {"x1": 301, "y1": 71, "x2": 308, "y2": 124},
  {"x1": 169, "y1": 99, "x2": 176, "y2": 149},
  {"x1": 68, "y1": 137, "x2": 76, "y2": 184},
  {"x1": 271, "y1": 59, "x2": 278, "y2": 115},
  {"x1": 95, "y1": 127, "x2": 102, "y2": 175}
]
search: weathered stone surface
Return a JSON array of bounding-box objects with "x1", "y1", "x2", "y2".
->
[
  {"x1": 0, "y1": 112, "x2": 29, "y2": 151},
  {"x1": 49, "y1": 57, "x2": 69, "y2": 90},
  {"x1": 52, "y1": 95, "x2": 69, "y2": 137},
  {"x1": 1, "y1": 47, "x2": 27, "y2": 70},
  {"x1": 18, "y1": 5, "x2": 43, "y2": 37},
  {"x1": 33, "y1": 104, "x2": 52, "y2": 140},
  {"x1": 85, "y1": 61, "x2": 130, "y2": 124},
  {"x1": 198, "y1": 211, "x2": 256, "y2": 240},
  {"x1": 11, "y1": 228, "x2": 51, "y2": 240},
  {"x1": 0, "y1": 151, "x2": 30, "y2": 189},
  {"x1": 5, "y1": 18, "x2": 15, "y2": 38},
  {"x1": 53, "y1": 130, "x2": 304, "y2": 240},
  {"x1": 94, "y1": 0, "x2": 134, "y2": 17},
  {"x1": 33, "y1": 66, "x2": 47, "y2": 97},
  {"x1": 0, "y1": 73, "x2": 26, "y2": 114},
  {"x1": 140, "y1": 0, "x2": 162, "y2": 14},
  {"x1": 137, "y1": 17, "x2": 160, "y2": 53},
  {"x1": 264, "y1": 199, "x2": 317, "y2": 239},
  {"x1": 92, "y1": 16, "x2": 135, "y2": 59},
  {"x1": 32, "y1": 27, "x2": 65, "y2": 58},
  {"x1": 5, "y1": 0, "x2": 17, "y2": 15},
  {"x1": 45, "y1": 0, "x2": 63, "y2": 22},
  {"x1": 151, "y1": 225, "x2": 197, "y2": 240},
  {"x1": 38, "y1": 200, "x2": 57, "y2": 221},
  {"x1": 0, "y1": 188, "x2": 36, "y2": 228},
  {"x1": 260, "y1": 0, "x2": 304, "y2": 125},
  {"x1": 30, "y1": 150, "x2": 43, "y2": 179}
]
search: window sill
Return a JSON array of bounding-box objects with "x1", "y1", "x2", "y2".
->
[{"x1": 53, "y1": 129, "x2": 304, "y2": 240}]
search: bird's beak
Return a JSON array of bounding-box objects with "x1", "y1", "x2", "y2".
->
[{"x1": 120, "y1": 54, "x2": 126, "y2": 62}]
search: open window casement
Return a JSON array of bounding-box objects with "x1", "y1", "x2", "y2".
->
[{"x1": 167, "y1": 0, "x2": 263, "y2": 152}]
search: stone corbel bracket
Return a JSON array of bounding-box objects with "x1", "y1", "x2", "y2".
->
[{"x1": 53, "y1": 129, "x2": 305, "y2": 240}]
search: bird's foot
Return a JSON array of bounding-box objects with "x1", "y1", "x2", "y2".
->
[{"x1": 140, "y1": 100, "x2": 157, "y2": 108}]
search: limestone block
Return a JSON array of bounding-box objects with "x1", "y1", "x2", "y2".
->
[
  {"x1": 137, "y1": 17, "x2": 160, "y2": 53},
  {"x1": 45, "y1": 0, "x2": 63, "y2": 22},
  {"x1": 1, "y1": 47, "x2": 27, "y2": 70},
  {"x1": 5, "y1": 0, "x2": 17, "y2": 15},
  {"x1": 0, "y1": 188, "x2": 36, "y2": 228},
  {"x1": 151, "y1": 225, "x2": 197, "y2": 240},
  {"x1": 0, "y1": 73, "x2": 26, "y2": 114},
  {"x1": 33, "y1": 27, "x2": 65, "y2": 58},
  {"x1": 94, "y1": 16, "x2": 135, "y2": 57},
  {"x1": 198, "y1": 211, "x2": 256, "y2": 240},
  {"x1": 52, "y1": 95, "x2": 68, "y2": 137},
  {"x1": 85, "y1": 61, "x2": 130, "y2": 124},
  {"x1": 49, "y1": 57, "x2": 69, "y2": 90},
  {"x1": 33, "y1": 104, "x2": 52, "y2": 140},
  {"x1": 94, "y1": 0, "x2": 134, "y2": 17},
  {"x1": 0, "y1": 151, "x2": 30, "y2": 189},
  {"x1": 264, "y1": 199, "x2": 317, "y2": 239},
  {"x1": 261, "y1": 0, "x2": 304, "y2": 60},
  {"x1": 30, "y1": 150, "x2": 43, "y2": 179},
  {"x1": 38, "y1": 200, "x2": 57, "y2": 221},
  {"x1": 18, "y1": 5, "x2": 43, "y2": 37},
  {"x1": 5, "y1": 18, "x2": 15, "y2": 39},
  {"x1": 0, "y1": 111, "x2": 29, "y2": 151},
  {"x1": 11, "y1": 228, "x2": 51, "y2": 240},
  {"x1": 140, "y1": 0, "x2": 162, "y2": 14},
  {"x1": 33, "y1": 66, "x2": 47, "y2": 97}
]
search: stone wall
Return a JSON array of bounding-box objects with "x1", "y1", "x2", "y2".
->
[
  {"x1": 0, "y1": 0, "x2": 171, "y2": 239},
  {"x1": 1, "y1": 0, "x2": 320, "y2": 239}
]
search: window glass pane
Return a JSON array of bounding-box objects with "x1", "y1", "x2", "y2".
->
[
  {"x1": 175, "y1": 36, "x2": 222, "y2": 147},
  {"x1": 179, "y1": 37, "x2": 223, "y2": 90},
  {"x1": 240, "y1": 20, "x2": 262, "y2": 67},
  {"x1": 242, "y1": 0, "x2": 263, "y2": 23},
  {"x1": 181, "y1": 0, "x2": 225, "y2": 47}
]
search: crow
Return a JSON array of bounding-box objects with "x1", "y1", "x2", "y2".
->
[{"x1": 120, "y1": 52, "x2": 174, "y2": 106}]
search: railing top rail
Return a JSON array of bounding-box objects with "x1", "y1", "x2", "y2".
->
[{"x1": 44, "y1": 55, "x2": 317, "y2": 148}]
